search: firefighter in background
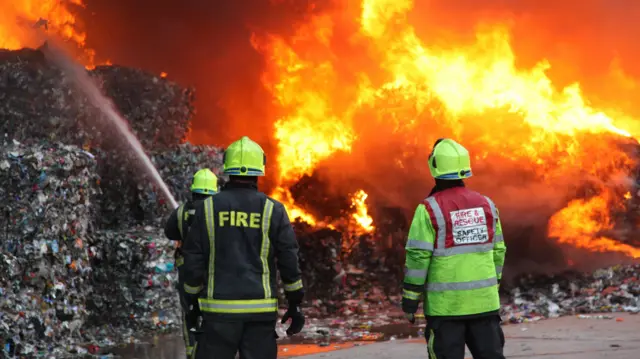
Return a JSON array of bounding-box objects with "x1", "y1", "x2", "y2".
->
[
  {"x1": 164, "y1": 168, "x2": 218, "y2": 357},
  {"x1": 182, "y1": 136, "x2": 305, "y2": 359},
  {"x1": 402, "y1": 138, "x2": 507, "y2": 359}
]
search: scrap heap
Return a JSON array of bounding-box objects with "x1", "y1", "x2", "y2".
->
[{"x1": 0, "y1": 48, "x2": 224, "y2": 356}]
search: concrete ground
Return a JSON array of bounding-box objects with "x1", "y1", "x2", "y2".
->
[
  {"x1": 116, "y1": 313, "x2": 639, "y2": 358},
  {"x1": 300, "y1": 313, "x2": 640, "y2": 359}
]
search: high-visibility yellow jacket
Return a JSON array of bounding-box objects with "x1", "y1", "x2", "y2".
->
[{"x1": 402, "y1": 186, "x2": 506, "y2": 317}]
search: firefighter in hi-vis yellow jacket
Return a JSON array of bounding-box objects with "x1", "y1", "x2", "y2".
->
[
  {"x1": 182, "y1": 136, "x2": 305, "y2": 359},
  {"x1": 402, "y1": 138, "x2": 507, "y2": 359}
]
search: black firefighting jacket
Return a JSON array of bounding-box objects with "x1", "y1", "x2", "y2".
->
[
  {"x1": 164, "y1": 200, "x2": 196, "y2": 266},
  {"x1": 182, "y1": 181, "x2": 304, "y2": 321}
]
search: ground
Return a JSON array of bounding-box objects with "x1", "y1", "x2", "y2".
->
[{"x1": 117, "y1": 313, "x2": 640, "y2": 359}]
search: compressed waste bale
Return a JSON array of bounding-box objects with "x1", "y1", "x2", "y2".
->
[
  {"x1": 0, "y1": 140, "x2": 100, "y2": 357},
  {"x1": 86, "y1": 226, "x2": 180, "y2": 342},
  {"x1": 96, "y1": 143, "x2": 225, "y2": 227},
  {"x1": 0, "y1": 139, "x2": 100, "y2": 244},
  {"x1": 91, "y1": 65, "x2": 194, "y2": 149},
  {"x1": 0, "y1": 48, "x2": 194, "y2": 150}
]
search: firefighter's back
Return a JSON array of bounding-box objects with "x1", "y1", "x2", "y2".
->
[
  {"x1": 209, "y1": 187, "x2": 271, "y2": 302},
  {"x1": 425, "y1": 186, "x2": 500, "y2": 316}
]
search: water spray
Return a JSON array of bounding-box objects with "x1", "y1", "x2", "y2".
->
[{"x1": 37, "y1": 36, "x2": 178, "y2": 209}]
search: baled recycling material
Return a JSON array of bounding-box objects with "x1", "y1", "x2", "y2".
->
[
  {"x1": 0, "y1": 48, "x2": 194, "y2": 150},
  {"x1": 0, "y1": 47, "x2": 639, "y2": 357}
]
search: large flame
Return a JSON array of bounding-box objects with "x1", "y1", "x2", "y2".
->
[
  {"x1": 252, "y1": 0, "x2": 639, "y2": 256},
  {"x1": 0, "y1": 0, "x2": 86, "y2": 49}
]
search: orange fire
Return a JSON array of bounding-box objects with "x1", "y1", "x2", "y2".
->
[
  {"x1": 0, "y1": 0, "x2": 86, "y2": 50},
  {"x1": 351, "y1": 190, "x2": 374, "y2": 234},
  {"x1": 252, "y1": 0, "x2": 639, "y2": 256}
]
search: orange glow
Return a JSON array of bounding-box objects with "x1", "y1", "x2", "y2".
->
[
  {"x1": 252, "y1": 0, "x2": 639, "y2": 256},
  {"x1": 351, "y1": 190, "x2": 374, "y2": 233},
  {"x1": 549, "y1": 194, "x2": 640, "y2": 258},
  {"x1": 160, "y1": 72, "x2": 168, "y2": 78},
  {"x1": 0, "y1": 0, "x2": 86, "y2": 50}
]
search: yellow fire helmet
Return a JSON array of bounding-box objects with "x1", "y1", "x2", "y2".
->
[
  {"x1": 428, "y1": 138, "x2": 473, "y2": 180},
  {"x1": 190, "y1": 168, "x2": 218, "y2": 194},
  {"x1": 223, "y1": 136, "x2": 266, "y2": 176}
]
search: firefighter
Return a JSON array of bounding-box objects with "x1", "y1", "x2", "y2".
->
[
  {"x1": 182, "y1": 136, "x2": 305, "y2": 359},
  {"x1": 402, "y1": 138, "x2": 507, "y2": 359},
  {"x1": 164, "y1": 168, "x2": 218, "y2": 358}
]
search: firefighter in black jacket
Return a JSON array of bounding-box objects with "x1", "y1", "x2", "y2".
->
[
  {"x1": 182, "y1": 136, "x2": 305, "y2": 359},
  {"x1": 164, "y1": 168, "x2": 218, "y2": 357}
]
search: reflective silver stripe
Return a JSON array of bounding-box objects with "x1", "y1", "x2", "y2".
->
[
  {"x1": 177, "y1": 204, "x2": 185, "y2": 239},
  {"x1": 403, "y1": 289, "x2": 421, "y2": 300},
  {"x1": 200, "y1": 302, "x2": 277, "y2": 310},
  {"x1": 284, "y1": 279, "x2": 303, "y2": 292},
  {"x1": 425, "y1": 197, "x2": 446, "y2": 252},
  {"x1": 439, "y1": 242, "x2": 494, "y2": 256},
  {"x1": 495, "y1": 265, "x2": 503, "y2": 275},
  {"x1": 405, "y1": 267, "x2": 428, "y2": 278},
  {"x1": 406, "y1": 239, "x2": 434, "y2": 251},
  {"x1": 426, "y1": 277, "x2": 498, "y2": 291},
  {"x1": 260, "y1": 200, "x2": 275, "y2": 298},
  {"x1": 187, "y1": 209, "x2": 196, "y2": 215},
  {"x1": 495, "y1": 234, "x2": 504, "y2": 243},
  {"x1": 205, "y1": 198, "x2": 216, "y2": 299},
  {"x1": 198, "y1": 298, "x2": 278, "y2": 313},
  {"x1": 485, "y1": 196, "x2": 499, "y2": 244}
]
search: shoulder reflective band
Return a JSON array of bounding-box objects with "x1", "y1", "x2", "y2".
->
[
  {"x1": 260, "y1": 199, "x2": 275, "y2": 298},
  {"x1": 426, "y1": 277, "x2": 498, "y2": 291},
  {"x1": 402, "y1": 288, "x2": 421, "y2": 300},
  {"x1": 198, "y1": 298, "x2": 278, "y2": 313},
  {"x1": 424, "y1": 197, "x2": 493, "y2": 256},
  {"x1": 205, "y1": 198, "x2": 216, "y2": 299},
  {"x1": 177, "y1": 204, "x2": 185, "y2": 239},
  {"x1": 284, "y1": 279, "x2": 303, "y2": 292}
]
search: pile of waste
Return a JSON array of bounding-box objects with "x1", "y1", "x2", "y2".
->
[
  {"x1": 0, "y1": 48, "x2": 194, "y2": 150},
  {"x1": 294, "y1": 223, "x2": 404, "y2": 317},
  {"x1": 86, "y1": 226, "x2": 179, "y2": 339},
  {"x1": 96, "y1": 143, "x2": 225, "y2": 228},
  {"x1": 501, "y1": 265, "x2": 640, "y2": 323},
  {"x1": 0, "y1": 141, "x2": 100, "y2": 357}
]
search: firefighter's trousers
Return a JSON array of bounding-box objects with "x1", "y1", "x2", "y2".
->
[
  {"x1": 425, "y1": 315, "x2": 505, "y2": 359},
  {"x1": 194, "y1": 319, "x2": 277, "y2": 359},
  {"x1": 177, "y1": 260, "x2": 199, "y2": 357}
]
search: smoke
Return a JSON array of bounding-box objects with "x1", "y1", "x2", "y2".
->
[{"x1": 82, "y1": 0, "x2": 334, "y2": 149}]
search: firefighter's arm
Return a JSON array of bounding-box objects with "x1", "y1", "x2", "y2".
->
[
  {"x1": 182, "y1": 200, "x2": 208, "y2": 297},
  {"x1": 402, "y1": 204, "x2": 435, "y2": 314},
  {"x1": 271, "y1": 201, "x2": 304, "y2": 306},
  {"x1": 163, "y1": 205, "x2": 182, "y2": 242},
  {"x1": 493, "y1": 207, "x2": 506, "y2": 281}
]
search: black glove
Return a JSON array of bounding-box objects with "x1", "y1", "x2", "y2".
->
[
  {"x1": 402, "y1": 297, "x2": 419, "y2": 314},
  {"x1": 281, "y1": 306, "x2": 305, "y2": 336}
]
